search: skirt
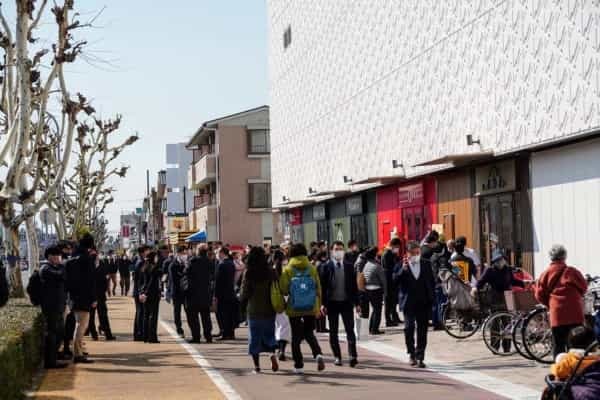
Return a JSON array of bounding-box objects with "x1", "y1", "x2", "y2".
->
[{"x1": 248, "y1": 317, "x2": 277, "y2": 356}]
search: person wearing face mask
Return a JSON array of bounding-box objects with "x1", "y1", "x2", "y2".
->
[
  {"x1": 168, "y1": 246, "x2": 188, "y2": 338},
  {"x1": 382, "y1": 238, "x2": 403, "y2": 327},
  {"x1": 393, "y1": 241, "x2": 435, "y2": 368},
  {"x1": 473, "y1": 252, "x2": 526, "y2": 353},
  {"x1": 319, "y1": 241, "x2": 360, "y2": 367}
]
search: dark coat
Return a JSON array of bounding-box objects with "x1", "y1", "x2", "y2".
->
[
  {"x1": 319, "y1": 259, "x2": 359, "y2": 307},
  {"x1": 184, "y1": 255, "x2": 214, "y2": 308},
  {"x1": 132, "y1": 259, "x2": 145, "y2": 298},
  {"x1": 141, "y1": 262, "x2": 162, "y2": 303},
  {"x1": 392, "y1": 260, "x2": 435, "y2": 313},
  {"x1": 382, "y1": 249, "x2": 400, "y2": 292},
  {"x1": 168, "y1": 259, "x2": 186, "y2": 301},
  {"x1": 214, "y1": 258, "x2": 236, "y2": 302},
  {"x1": 107, "y1": 258, "x2": 118, "y2": 274},
  {"x1": 118, "y1": 259, "x2": 131, "y2": 277},
  {"x1": 65, "y1": 250, "x2": 96, "y2": 311},
  {"x1": 40, "y1": 261, "x2": 67, "y2": 313},
  {"x1": 94, "y1": 262, "x2": 110, "y2": 302}
]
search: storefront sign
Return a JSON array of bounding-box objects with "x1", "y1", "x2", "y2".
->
[
  {"x1": 313, "y1": 204, "x2": 327, "y2": 221},
  {"x1": 168, "y1": 216, "x2": 188, "y2": 233},
  {"x1": 346, "y1": 195, "x2": 364, "y2": 216},
  {"x1": 398, "y1": 183, "x2": 424, "y2": 207},
  {"x1": 475, "y1": 160, "x2": 516, "y2": 196},
  {"x1": 290, "y1": 208, "x2": 303, "y2": 225}
]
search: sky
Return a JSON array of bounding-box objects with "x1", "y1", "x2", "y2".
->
[{"x1": 55, "y1": 1, "x2": 269, "y2": 235}]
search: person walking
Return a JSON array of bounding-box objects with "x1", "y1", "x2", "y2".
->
[
  {"x1": 320, "y1": 241, "x2": 360, "y2": 367},
  {"x1": 270, "y1": 249, "x2": 291, "y2": 361},
  {"x1": 118, "y1": 254, "x2": 131, "y2": 296},
  {"x1": 393, "y1": 241, "x2": 436, "y2": 368},
  {"x1": 88, "y1": 254, "x2": 116, "y2": 341},
  {"x1": 215, "y1": 247, "x2": 237, "y2": 340},
  {"x1": 40, "y1": 246, "x2": 68, "y2": 369},
  {"x1": 315, "y1": 250, "x2": 330, "y2": 333},
  {"x1": 183, "y1": 247, "x2": 214, "y2": 344},
  {"x1": 420, "y1": 233, "x2": 445, "y2": 330},
  {"x1": 279, "y1": 243, "x2": 325, "y2": 374},
  {"x1": 363, "y1": 246, "x2": 386, "y2": 335},
  {"x1": 535, "y1": 245, "x2": 588, "y2": 357},
  {"x1": 239, "y1": 247, "x2": 280, "y2": 373},
  {"x1": 133, "y1": 246, "x2": 150, "y2": 341},
  {"x1": 57, "y1": 240, "x2": 75, "y2": 360},
  {"x1": 65, "y1": 234, "x2": 97, "y2": 364},
  {"x1": 168, "y1": 246, "x2": 187, "y2": 337},
  {"x1": 140, "y1": 251, "x2": 162, "y2": 343},
  {"x1": 107, "y1": 251, "x2": 118, "y2": 297},
  {"x1": 382, "y1": 238, "x2": 402, "y2": 327}
]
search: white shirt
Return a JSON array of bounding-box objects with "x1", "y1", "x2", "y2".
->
[{"x1": 409, "y1": 261, "x2": 421, "y2": 280}]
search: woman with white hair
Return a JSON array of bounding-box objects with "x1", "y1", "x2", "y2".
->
[{"x1": 535, "y1": 244, "x2": 588, "y2": 357}]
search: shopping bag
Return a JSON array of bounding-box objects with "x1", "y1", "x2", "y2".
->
[
  {"x1": 270, "y1": 281, "x2": 286, "y2": 313},
  {"x1": 355, "y1": 314, "x2": 369, "y2": 341}
]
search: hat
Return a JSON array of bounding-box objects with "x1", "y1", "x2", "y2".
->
[{"x1": 491, "y1": 250, "x2": 505, "y2": 264}]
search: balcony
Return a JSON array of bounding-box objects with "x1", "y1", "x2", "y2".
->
[
  {"x1": 193, "y1": 193, "x2": 216, "y2": 209},
  {"x1": 188, "y1": 153, "x2": 216, "y2": 189}
]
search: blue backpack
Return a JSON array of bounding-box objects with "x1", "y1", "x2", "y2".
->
[{"x1": 289, "y1": 267, "x2": 317, "y2": 311}]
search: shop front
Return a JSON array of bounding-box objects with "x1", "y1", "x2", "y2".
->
[
  {"x1": 346, "y1": 192, "x2": 377, "y2": 249},
  {"x1": 475, "y1": 158, "x2": 533, "y2": 272},
  {"x1": 436, "y1": 169, "x2": 476, "y2": 246},
  {"x1": 376, "y1": 178, "x2": 437, "y2": 250},
  {"x1": 284, "y1": 207, "x2": 304, "y2": 244}
]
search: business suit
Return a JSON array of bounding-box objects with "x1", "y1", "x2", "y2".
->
[
  {"x1": 320, "y1": 258, "x2": 359, "y2": 361},
  {"x1": 132, "y1": 259, "x2": 146, "y2": 341},
  {"x1": 184, "y1": 255, "x2": 214, "y2": 342},
  {"x1": 393, "y1": 259, "x2": 435, "y2": 362}
]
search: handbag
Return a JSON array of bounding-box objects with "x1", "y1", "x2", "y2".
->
[{"x1": 270, "y1": 281, "x2": 286, "y2": 313}]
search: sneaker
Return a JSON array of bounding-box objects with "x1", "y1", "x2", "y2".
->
[
  {"x1": 253, "y1": 367, "x2": 261, "y2": 374},
  {"x1": 293, "y1": 367, "x2": 304, "y2": 375},
  {"x1": 316, "y1": 355, "x2": 326, "y2": 372},
  {"x1": 350, "y1": 358, "x2": 358, "y2": 368},
  {"x1": 417, "y1": 360, "x2": 426, "y2": 369},
  {"x1": 409, "y1": 356, "x2": 418, "y2": 367},
  {"x1": 73, "y1": 356, "x2": 94, "y2": 364},
  {"x1": 334, "y1": 358, "x2": 342, "y2": 366},
  {"x1": 270, "y1": 355, "x2": 279, "y2": 372}
]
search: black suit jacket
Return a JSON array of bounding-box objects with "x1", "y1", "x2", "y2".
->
[
  {"x1": 183, "y1": 255, "x2": 214, "y2": 308},
  {"x1": 214, "y1": 258, "x2": 236, "y2": 302},
  {"x1": 66, "y1": 250, "x2": 96, "y2": 311},
  {"x1": 320, "y1": 259, "x2": 359, "y2": 307},
  {"x1": 393, "y1": 260, "x2": 435, "y2": 312}
]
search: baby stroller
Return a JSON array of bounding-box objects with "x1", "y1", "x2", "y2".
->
[{"x1": 542, "y1": 277, "x2": 600, "y2": 400}]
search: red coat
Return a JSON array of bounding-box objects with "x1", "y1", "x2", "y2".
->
[{"x1": 535, "y1": 262, "x2": 588, "y2": 328}]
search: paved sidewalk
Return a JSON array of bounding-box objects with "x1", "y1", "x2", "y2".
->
[{"x1": 31, "y1": 296, "x2": 223, "y2": 400}]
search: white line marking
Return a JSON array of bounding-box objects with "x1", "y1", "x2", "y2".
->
[
  {"x1": 358, "y1": 340, "x2": 542, "y2": 400},
  {"x1": 159, "y1": 320, "x2": 243, "y2": 400}
]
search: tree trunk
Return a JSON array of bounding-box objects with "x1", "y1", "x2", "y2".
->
[
  {"x1": 5, "y1": 225, "x2": 24, "y2": 297},
  {"x1": 25, "y1": 216, "x2": 39, "y2": 273}
]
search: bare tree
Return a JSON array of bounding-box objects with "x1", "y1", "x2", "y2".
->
[{"x1": 0, "y1": 1, "x2": 93, "y2": 296}]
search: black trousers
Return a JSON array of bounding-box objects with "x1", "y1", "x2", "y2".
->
[
  {"x1": 185, "y1": 304, "x2": 213, "y2": 341},
  {"x1": 217, "y1": 300, "x2": 236, "y2": 337},
  {"x1": 43, "y1": 308, "x2": 64, "y2": 367},
  {"x1": 366, "y1": 289, "x2": 384, "y2": 333},
  {"x1": 327, "y1": 301, "x2": 357, "y2": 360},
  {"x1": 385, "y1": 281, "x2": 400, "y2": 324},
  {"x1": 134, "y1": 297, "x2": 145, "y2": 340},
  {"x1": 89, "y1": 299, "x2": 112, "y2": 337},
  {"x1": 143, "y1": 299, "x2": 160, "y2": 342},
  {"x1": 64, "y1": 310, "x2": 75, "y2": 352},
  {"x1": 289, "y1": 315, "x2": 323, "y2": 369},
  {"x1": 120, "y1": 273, "x2": 130, "y2": 296},
  {"x1": 552, "y1": 324, "x2": 580, "y2": 358},
  {"x1": 173, "y1": 298, "x2": 184, "y2": 334},
  {"x1": 404, "y1": 307, "x2": 430, "y2": 361}
]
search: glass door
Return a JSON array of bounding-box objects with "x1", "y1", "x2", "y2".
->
[
  {"x1": 317, "y1": 220, "x2": 330, "y2": 243},
  {"x1": 350, "y1": 215, "x2": 369, "y2": 249},
  {"x1": 480, "y1": 193, "x2": 520, "y2": 267}
]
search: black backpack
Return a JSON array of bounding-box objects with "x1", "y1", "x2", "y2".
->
[
  {"x1": 26, "y1": 269, "x2": 43, "y2": 306},
  {"x1": 0, "y1": 265, "x2": 8, "y2": 307}
]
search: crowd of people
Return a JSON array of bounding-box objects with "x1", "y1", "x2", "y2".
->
[{"x1": 33, "y1": 228, "x2": 600, "y2": 398}]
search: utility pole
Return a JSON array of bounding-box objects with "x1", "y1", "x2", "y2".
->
[
  {"x1": 146, "y1": 169, "x2": 153, "y2": 244},
  {"x1": 183, "y1": 185, "x2": 187, "y2": 215}
]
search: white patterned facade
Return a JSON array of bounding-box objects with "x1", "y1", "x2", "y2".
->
[{"x1": 267, "y1": 0, "x2": 600, "y2": 205}]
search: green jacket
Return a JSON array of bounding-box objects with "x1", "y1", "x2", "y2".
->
[
  {"x1": 279, "y1": 256, "x2": 322, "y2": 318},
  {"x1": 239, "y1": 274, "x2": 275, "y2": 319}
]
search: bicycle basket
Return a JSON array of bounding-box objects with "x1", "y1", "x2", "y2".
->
[{"x1": 505, "y1": 289, "x2": 537, "y2": 312}]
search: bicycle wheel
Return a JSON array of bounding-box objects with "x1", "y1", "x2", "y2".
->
[
  {"x1": 442, "y1": 305, "x2": 481, "y2": 339},
  {"x1": 482, "y1": 311, "x2": 518, "y2": 356},
  {"x1": 512, "y1": 314, "x2": 533, "y2": 360},
  {"x1": 521, "y1": 307, "x2": 554, "y2": 364}
]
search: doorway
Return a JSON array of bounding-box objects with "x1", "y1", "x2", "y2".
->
[
  {"x1": 480, "y1": 193, "x2": 521, "y2": 266},
  {"x1": 350, "y1": 215, "x2": 369, "y2": 249},
  {"x1": 317, "y1": 220, "x2": 330, "y2": 243},
  {"x1": 403, "y1": 207, "x2": 428, "y2": 242}
]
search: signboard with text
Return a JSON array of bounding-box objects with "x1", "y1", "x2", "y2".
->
[
  {"x1": 475, "y1": 160, "x2": 516, "y2": 196},
  {"x1": 312, "y1": 204, "x2": 327, "y2": 221},
  {"x1": 398, "y1": 183, "x2": 424, "y2": 207},
  {"x1": 346, "y1": 195, "x2": 364, "y2": 216}
]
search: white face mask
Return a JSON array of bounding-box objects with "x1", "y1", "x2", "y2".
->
[
  {"x1": 409, "y1": 255, "x2": 420, "y2": 265},
  {"x1": 333, "y1": 250, "x2": 344, "y2": 261},
  {"x1": 179, "y1": 254, "x2": 188, "y2": 263},
  {"x1": 392, "y1": 248, "x2": 400, "y2": 255}
]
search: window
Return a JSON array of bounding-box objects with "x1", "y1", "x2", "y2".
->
[
  {"x1": 283, "y1": 26, "x2": 292, "y2": 49},
  {"x1": 249, "y1": 183, "x2": 271, "y2": 209},
  {"x1": 247, "y1": 129, "x2": 270, "y2": 154}
]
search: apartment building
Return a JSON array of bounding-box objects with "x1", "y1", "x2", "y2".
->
[{"x1": 186, "y1": 106, "x2": 282, "y2": 246}]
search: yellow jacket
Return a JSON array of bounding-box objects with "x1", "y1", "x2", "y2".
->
[{"x1": 550, "y1": 349, "x2": 600, "y2": 380}]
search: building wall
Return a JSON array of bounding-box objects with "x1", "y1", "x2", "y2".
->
[
  {"x1": 165, "y1": 143, "x2": 193, "y2": 214},
  {"x1": 437, "y1": 170, "x2": 475, "y2": 244},
  {"x1": 531, "y1": 138, "x2": 600, "y2": 277},
  {"x1": 268, "y1": 1, "x2": 600, "y2": 206}
]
